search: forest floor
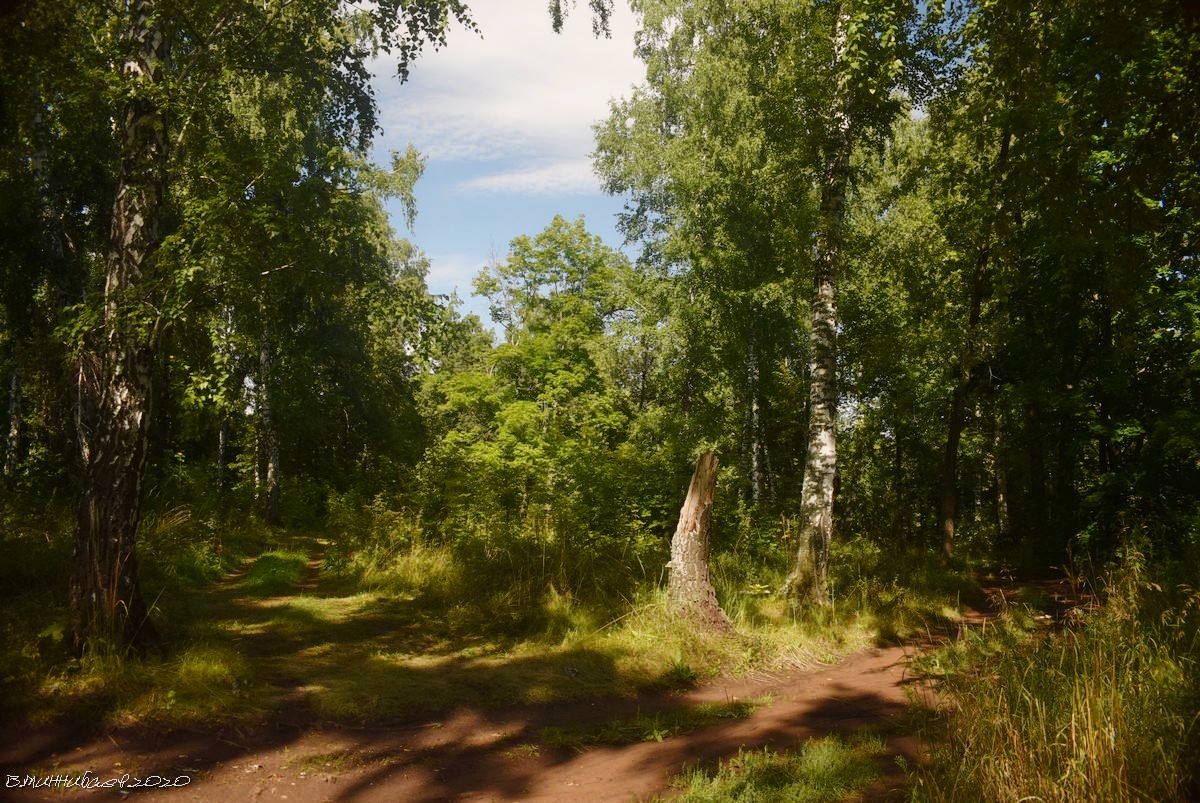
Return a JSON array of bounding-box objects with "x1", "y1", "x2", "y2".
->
[
  {"x1": 3, "y1": 639, "x2": 923, "y2": 802},
  {"x1": 1, "y1": 542, "x2": 1080, "y2": 803}
]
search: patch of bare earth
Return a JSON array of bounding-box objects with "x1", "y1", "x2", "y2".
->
[{"x1": 1, "y1": 640, "x2": 925, "y2": 803}]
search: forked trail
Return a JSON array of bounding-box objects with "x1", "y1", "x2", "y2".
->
[{"x1": 4, "y1": 558, "x2": 1070, "y2": 802}]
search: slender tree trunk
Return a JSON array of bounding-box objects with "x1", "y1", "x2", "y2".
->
[
  {"x1": 637, "y1": 332, "x2": 650, "y2": 411},
  {"x1": 939, "y1": 130, "x2": 1011, "y2": 559},
  {"x1": 70, "y1": 0, "x2": 165, "y2": 653},
  {"x1": 668, "y1": 452, "x2": 732, "y2": 632},
  {"x1": 994, "y1": 415, "x2": 1010, "y2": 543},
  {"x1": 4, "y1": 369, "x2": 20, "y2": 480},
  {"x1": 1051, "y1": 328, "x2": 1081, "y2": 541},
  {"x1": 749, "y1": 343, "x2": 768, "y2": 504},
  {"x1": 259, "y1": 319, "x2": 281, "y2": 526},
  {"x1": 939, "y1": 362, "x2": 973, "y2": 557},
  {"x1": 743, "y1": 336, "x2": 767, "y2": 504},
  {"x1": 681, "y1": 286, "x2": 697, "y2": 419},
  {"x1": 217, "y1": 421, "x2": 229, "y2": 490},
  {"x1": 787, "y1": 8, "x2": 851, "y2": 605},
  {"x1": 1095, "y1": 295, "x2": 1115, "y2": 544},
  {"x1": 214, "y1": 306, "x2": 233, "y2": 492},
  {"x1": 891, "y1": 411, "x2": 908, "y2": 544}
]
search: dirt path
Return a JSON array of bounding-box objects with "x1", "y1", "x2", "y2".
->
[
  {"x1": 6, "y1": 550, "x2": 1060, "y2": 802},
  {"x1": 2, "y1": 639, "x2": 924, "y2": 802}
]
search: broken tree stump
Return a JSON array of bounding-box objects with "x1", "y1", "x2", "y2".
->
[{"x1": 668, "y1": 451, "x2": 733, "y2": 633}]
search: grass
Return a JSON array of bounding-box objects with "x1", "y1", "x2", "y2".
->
[
  {"x1": 32, "y1": 641, "x2": 264, "y2": 727},
  {"x1": 671, "y1": 733, "x2": 887, "y2": 802},
  {"x1": 540, "y1": 696, "x2": 773, "y2": 751},
  {"x1": 910, "y1": 550, "x2": 1200, "y2": 803},
  {"x1": 502, "y1": 743, "x2": 542, "y2": 759},
  {"x1": 241, "y1": 550, "x2": 310, "y2": 594},
  {"x1": 1, "y1": 498, "x2": 974, "y2": 733},
  {"x1": 289, "y1": 587, "x2": 853, "y2": 723},
  {"x1": 0, "y1": 495, "x2": 273, "y2": 725},
  {"x1": 6, "y1": 543, "x2": 885, "y2": 728}
]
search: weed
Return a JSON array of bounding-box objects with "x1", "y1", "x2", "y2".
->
[{"x1": 501, "y1": 743, "x2": 541, "y2": 759}]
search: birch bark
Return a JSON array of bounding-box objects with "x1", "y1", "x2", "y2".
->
[
  {"x1": 70, "y1": 0, "x2": 165, "y2": 652},
  {"x1": 787, "y1": 6, "x2": 851, "y2": 605}
]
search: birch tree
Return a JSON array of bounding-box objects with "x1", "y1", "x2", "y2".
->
[{"x1": 44, "y1": 0, "x2": 474, "y2": 652}]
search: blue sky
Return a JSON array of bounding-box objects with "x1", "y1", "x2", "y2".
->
[{"x1": 368, "y1": 1, "x2": 645, "y2": 323}]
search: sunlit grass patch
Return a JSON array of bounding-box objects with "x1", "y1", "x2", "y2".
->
[
  {"x1": 906, "y1": 603, "x2": 1042, "y2": 681},
  {"x1": 540, "y1": 695, "x2": 772, "y2": 751},
  {"x1": 673, "y1": 734, "x2": 886, "y2": 802},
  {"x1": 142, "y1": 643, "x2": 259, "y2": 723},
  {"x1": 242, "y1": 550, "x2": 309, "y2": 593},
  {"x1": 33, "y1": 642, "x2": 262, "y2": 727},
  {"x1": 291, "y1": 577, "x2": 879, "y2": 724},
  {"x1": 502, "y1": 743, "x2": 541, "y2": 759}
]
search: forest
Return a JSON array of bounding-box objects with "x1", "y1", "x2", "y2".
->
[{"x1": 1, "y1": 0, "x2": 1197, "y2": 800}]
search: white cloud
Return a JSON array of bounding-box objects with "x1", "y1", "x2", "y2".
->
[
  {"x1": 425, "y1": 252, "x2": 486, "y2": 296},
  {"x1": 425, "y1": 252, "x2": 496, "y2": 328},
  {"x1": 456, "y1": 159, "x2": 598, "y2": 196},
  {"x1": 372, "y1": 1, "x2": 643, "y2": 168}
]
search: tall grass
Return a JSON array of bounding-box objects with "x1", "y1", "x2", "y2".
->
[{"x1": 912, "y1": 549, "x2": 1200, "y2": 802}]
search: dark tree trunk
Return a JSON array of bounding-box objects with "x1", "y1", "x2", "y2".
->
[
  {"x1": 1026, "y1": 403, "x2": 1048, "y2": 538},
  {"x1": 939, "y1": 358, "x2": 974, "y2": 558},
  {"x1": 939, "y1": 130, "x2": 1011, "y2": 559},
  {"x1": 994, "y1": 414, "x2": 1011, "y2": 543},
  {"x1": 70, "y1": 0, "x2": 165, "y2": 654},
  {"x1": 668, "y1": 452, "x2": 732, "y2": 632}
]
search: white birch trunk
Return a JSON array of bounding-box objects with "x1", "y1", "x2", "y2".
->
[
  {"x1": 70, "y1": 0, "x2": 165, "y2": 652},
  {"x1": 787, "y1": 6, "x2": 851, "y2": 606}
]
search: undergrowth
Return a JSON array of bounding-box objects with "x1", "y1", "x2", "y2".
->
[
  {"x1": 911, "y1": 547, "x2": 1200, "y2": 802},
  {"x1": 1, "y1": 491, "x2": 976, "y2": 730}
]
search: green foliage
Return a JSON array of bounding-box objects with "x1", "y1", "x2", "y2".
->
[
  {"x1": 1, "y1": 8, "x2": 1197, "y2": 801},
  {"x1": 412, "y1": 216, "x2": 690, "y2": 597}
]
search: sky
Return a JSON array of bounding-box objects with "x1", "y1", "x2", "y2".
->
[{"x1": 369, "y1": 1, "x2": 646, "y2": 323}]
